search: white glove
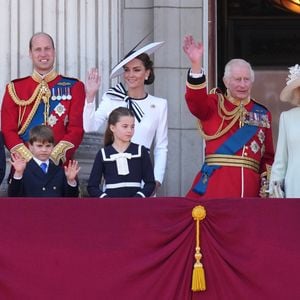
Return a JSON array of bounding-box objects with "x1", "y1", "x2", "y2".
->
[{"x1": 269, "y1": 181, "x2": 285, "y2": 198}]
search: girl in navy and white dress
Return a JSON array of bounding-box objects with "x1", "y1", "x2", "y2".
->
[{"x1": 87, "y1": 107, "x2": 155, "y2": 198}]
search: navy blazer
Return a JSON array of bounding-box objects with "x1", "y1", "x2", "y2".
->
[{"x1": 8, "y1": 159, "x2": 78, "y2": 197}]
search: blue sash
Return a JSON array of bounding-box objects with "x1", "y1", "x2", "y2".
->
[
  {"x1": 193, "y1": 103, "x2": 267, "y2": 195},
  {"x1": 20, "y1": 77, "x2": 77, "y2": 142}
]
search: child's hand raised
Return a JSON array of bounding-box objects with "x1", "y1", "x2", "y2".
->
[
  {"x1": 9, "y1": 152, "x2": 27, "y2": 177},
  {"x1": 64, "y1": 160, "x2": 80, "y2": 184}
]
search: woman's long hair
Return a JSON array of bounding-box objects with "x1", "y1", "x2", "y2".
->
[{"x1": 104, "y1": 107, "x2": 135, "y2": 146}]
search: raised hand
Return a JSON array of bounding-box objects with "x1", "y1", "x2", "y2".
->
[
  {"x1": 64, "y1": 160, "x2": 80, "y2": 183},
  {"x1": 9, "y1": 152, "x2": 27, "y2": 177},
  {"x1": 85, "y1": 68, "x2": 101, "y2": 103},
  {"x1": 183, "y1": 35, "x2": 204, "y2": 72}
]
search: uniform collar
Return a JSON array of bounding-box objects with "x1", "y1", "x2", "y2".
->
[
  {"x1": 32, "y1": 68, "x2": 58, "y2": 83},
  {"x1": 226, "y1": 90, "x2": 251, "y2": 106}
]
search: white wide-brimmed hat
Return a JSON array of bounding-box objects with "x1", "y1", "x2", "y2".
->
[
  {"x1": 280, "y1": 64, "x2": 300, "y2": 106},
  {"x1": 110, "y1": 41, "x2": 165, "y2": 79}
]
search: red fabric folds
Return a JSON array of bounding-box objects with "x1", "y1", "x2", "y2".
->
[{"x1": 0, "y1": 197, "x2": 299, "y2": 299}]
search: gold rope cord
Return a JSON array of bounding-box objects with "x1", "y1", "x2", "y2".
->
[
  {"x1": 8, "y1": 82, "x2": 42, "y2": 106},
  {"x1": 8, "y1": 81, "x2": 51, "y2": 135},
  {"x1": 198, "y1": 93, "x2": 246, "y2": 141}
]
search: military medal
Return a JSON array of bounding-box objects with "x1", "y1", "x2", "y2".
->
[
  {"x1": 56, "y1": 88, "x2": 62, "y2": 100},
  {"x1": 47, "y1": 115, "x2": 58, "y2": 127},
  {"x1": 54, "y1": 103, "x2": 66, "y2": 117},
  {"x1": 242, "y1": 110, "x2": 270, "y2": 128},
  {"x1": 62, "y1": 87, "x2": 67, "y2": 100},
  {"x1": 66, "y1": 87, "x2": 72, "y2": 100},
  {"x1": 51, "y1": 88, "x2": 57, "y2": 100}
]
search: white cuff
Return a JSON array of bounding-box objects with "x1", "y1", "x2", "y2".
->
[
  {"x1": 136, "y1": 191, "x2": 146, "y2": 198},
  {"x1": 189, "y1": 68, "x2": 204, "y2": 78}
]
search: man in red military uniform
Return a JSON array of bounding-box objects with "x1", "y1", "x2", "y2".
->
[
  {"x1": 183, "y1": 35, "x2": 274, "y2": 199},
  {"x1": 1, "y1": 32, "x2": 85, "y2": 165}
]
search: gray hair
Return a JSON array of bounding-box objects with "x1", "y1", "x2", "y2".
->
[{"x1": 223, "y1": 59, "x2": 255, "y2": 82}]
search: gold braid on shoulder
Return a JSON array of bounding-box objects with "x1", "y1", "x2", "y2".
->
[
  {"x1": 198, "y1": 89, "x2": 246, "y2": 141},
  {"x1": 8, "y1": 81, "x2": 51, "y2": 135},
  {"x1": 8, "y1": 82, "x2": 42, "y2": 106}
]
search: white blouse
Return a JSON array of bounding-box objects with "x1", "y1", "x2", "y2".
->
[
  {"x1": 270, "y1": 107, "x2": 300, "y2": 198},
  {"x1": 83, "y1": 92, "x2": 168, "y2": 183}
]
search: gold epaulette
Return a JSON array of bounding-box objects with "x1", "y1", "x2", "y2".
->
[
  {"x1": 10, "y1": 143, "x2": 33, "y2": 161},
  {"x1": 50, "y1": 140, "x2": 74, "y2": 165}
]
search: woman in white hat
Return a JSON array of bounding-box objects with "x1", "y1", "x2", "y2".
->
[
  {"x1": 83, "y1": 42, "x2": 168, "y2": 194},
  {"x1": 269, "y1": 64, "x2": 300, "y2": 198}
]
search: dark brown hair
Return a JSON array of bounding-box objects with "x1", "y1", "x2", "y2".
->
[
  {"x1": 135, "y1": 53, "x2": 155, "y2": 85},
  {"x1": 29, "y1": 125, "x2": 55, "y2": 145},
  {"x1": 104, "y1": 107, "x2": 135, "y2": 146}
]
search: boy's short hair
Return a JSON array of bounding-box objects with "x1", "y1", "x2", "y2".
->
[{"x1": 29, "y1": 125, "x2": 55, "y2": 145}]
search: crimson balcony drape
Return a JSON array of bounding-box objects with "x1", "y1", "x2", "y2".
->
[{"x1": 0, "y1": 197, "x2": 299, "y2": 300}]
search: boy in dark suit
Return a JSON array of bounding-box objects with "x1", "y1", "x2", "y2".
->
[{"x1": 8, "y1": 125, "x2": 80, "y2": 197}]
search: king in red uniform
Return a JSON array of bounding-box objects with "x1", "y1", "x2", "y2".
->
[
  {"x1": 183, "y1": 35, "x2": 274, "y2": 199},
  {"x1": 1, "y1": 32, "x2": 85, "y2": 165}
]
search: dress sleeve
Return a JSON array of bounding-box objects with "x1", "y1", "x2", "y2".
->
[
  {"x1": 87, "y1": 150, "x2": 105, "y2": 197},
  {"x1": 152, "y1": 99, "x2": 168, "y2": 184},
  {"x1": 136, "y1": 146, "x2": 156, "y2": 197},
  {"x1": 83, "y1": 93, "x2": 112, "y2": 133},
  {"x1": 269, "y1": 112, "x2": 287, "y2": 186}
]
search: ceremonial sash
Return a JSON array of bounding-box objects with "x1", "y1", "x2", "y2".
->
[
  {"x1": 193, "y1": 103, "x2": 267, "y2": 195},
  {"x1": 106, "y1": 82, "x2": 144, "y2": 122},
  {"x1": 20, "y1": 77, "x2": 77, "y2": 142}
]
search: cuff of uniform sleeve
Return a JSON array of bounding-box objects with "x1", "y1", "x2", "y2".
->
[
  {"x1": 100, "y1": 193, "x2": 108, "y2": 198},
  {"x1": 187, "y1": 68, "x2": 206, "y2": 85}
]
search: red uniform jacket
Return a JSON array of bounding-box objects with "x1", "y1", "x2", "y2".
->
[
  {"x1": 185, "y1": 72, "x2": 274, "y2": 199},
  {"x1": 1, "y1": 72, "x2": 85, "y2": 163}
]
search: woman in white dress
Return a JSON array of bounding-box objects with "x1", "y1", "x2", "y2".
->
[
  {"x1": 83, "y1": 42, "x2": 168, "y2": 194},
  {"x1": 269, "y1": 64, "x2": 300, "y2": 198}
]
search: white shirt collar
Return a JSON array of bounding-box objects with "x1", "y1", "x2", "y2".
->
[{"x1": 32, "y1": 157, "x2": 49, "y2": 167}]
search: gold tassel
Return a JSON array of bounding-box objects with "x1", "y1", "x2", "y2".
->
[{"x1": 191, "y1": 205, "x2": 206, "y2": 292}]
